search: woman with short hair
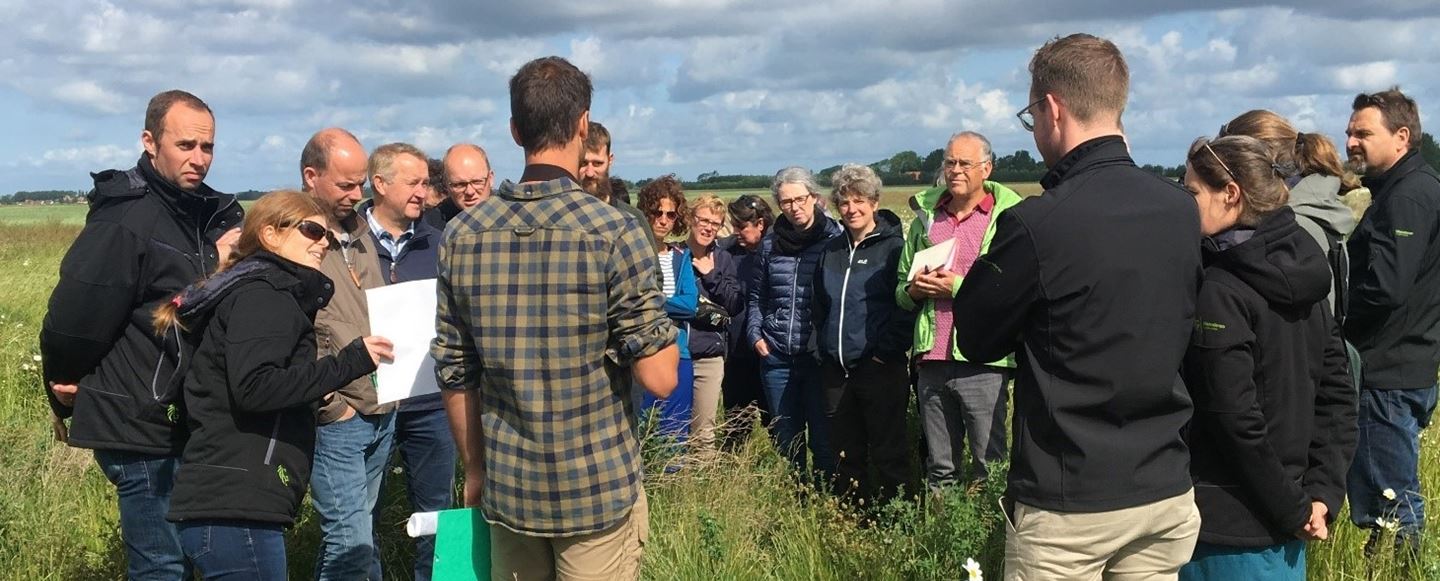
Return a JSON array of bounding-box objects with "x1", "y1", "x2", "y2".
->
[
  {"x1": 684, "y1": 193, "x2": 743, "y2": 450},
  {"x1": 812, "y1": 164, "x2": 913, "y2": 503},
  {"x1": 1179, "y1": 136, "x2": 1356, "y2": 580}
]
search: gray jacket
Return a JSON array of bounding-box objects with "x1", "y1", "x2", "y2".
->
[{"x1": 1289, "y1": 174, "x2": 1356, "y2": 309}]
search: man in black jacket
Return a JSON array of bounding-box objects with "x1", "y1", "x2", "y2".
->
[
  {"x1": 40, "y1": 89, "x2": 242, "y2": 581},
  {"x1": 952, "y1": 34, "x2": 1202, "y2": 579},
  {"x1": 423, "y1": 143, "x2": 494, "y2": 229},
  {"x1": 1343, "y1": 87, "x2": 1440, "y2": 553}
]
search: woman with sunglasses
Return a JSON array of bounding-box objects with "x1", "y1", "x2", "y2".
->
[
  {"x1": 1178, "y1": 136, "x2": 1356, "y2": 581},
  {"x1": 153, "y1": 190, "x2": 393, "y2": 579},
  {"x1": 636, "y1": 176, "x2": 698, "y2": 446}
]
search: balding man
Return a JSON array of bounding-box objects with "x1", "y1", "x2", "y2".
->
[
  {"x1": 423, "y1": 143, "x2": 494, "y2": 228},
  {"x1": 299, "y1": 128, "x2": 395, "y2": 581}
]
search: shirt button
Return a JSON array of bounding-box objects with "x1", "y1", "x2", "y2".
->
[{"x1": 324, "y1": 282, "x2": 332, "y2": 290}]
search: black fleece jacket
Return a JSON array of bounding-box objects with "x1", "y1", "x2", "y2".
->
[
  {"x1": 40, "y1": 156, "x2": 242, "y2": 455},
  {"x1": 1345, "y1": 149, "x2": 1440, "y2": 389},
  {"x1": 813, "y1": 210, "x2": 914, "y2": 368},
  {"x1": 166, "y1": 252, "x2": 375, "y2": 525},
  {"x1": 953, "y1": 136, "x2": 1203, "y2": 512},
  {"x1": 1184, "y1": 208, "x2": 1357, "y2": 546}
]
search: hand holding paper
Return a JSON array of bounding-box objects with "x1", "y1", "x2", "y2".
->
[{"x1": 907, "y1": 238, "x2": 957, "y2": 281}]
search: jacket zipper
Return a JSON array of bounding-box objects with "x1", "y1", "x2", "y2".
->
[
  {"x1": 786, "y1": 263, "x2": 798, "y2": 354},
  {"x1": 263, "y1": 417, "x2": 281, "y2": 465},
  {"x1": 837, "y1": 241, "x2": 858, "y2": 377}
]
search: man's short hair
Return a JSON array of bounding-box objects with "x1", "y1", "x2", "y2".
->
[
  {"x1": 444, "y1": 143, "x2": 491, "y2": 169},
  {"x1": 585, "y1": 121, "x2": 611, "y2": 154},
  {"x1": 299, "y1": 128, "x2": 361, "y2": 180},
  {"x1": 144, "y1": 90, "x2": 212, "y2": 140},
  {"x1": 948, "y1": 131, "x2": 994, "y2": 161},
  {"x1": 1029, "y1": 34, "x2": 1129, "y2": 124},
  {"x1": 368, "y1": 142, "x2": 428, "y2": 182},
  {"x1": 509, "y1": 57, "x2": 592, "y2": 153},
  {"x1": 1353, "y1": 86, "x2": 1422, "y2": 149}
]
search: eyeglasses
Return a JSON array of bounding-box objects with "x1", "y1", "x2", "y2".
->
[
  {"x1": 942, "y1": 158, "x2": 989, "y2": 172},
  {"x1": 693, "y1": 217, "x2": 723, "y2": 230},
  {"x1": 294, "y1": 220, "x2": 328, "y2": 242},
  {"x1": 1202, "y1": 141, "x2": 1239, "y2": 185},
  {"x1": 1016, "y1": 97, "x2": 1047, "y2": 132},
  {"x1": 649, "y1": 210, "x2": 679, "y2": 221},
  {"x1": 777, "y1": 195, "x2": 813, "y2": 209},
  {"x1": 447, "y1": 179, "x2": 490, "y2": 192}
]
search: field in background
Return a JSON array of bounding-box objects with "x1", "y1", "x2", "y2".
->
[{"x1": 0, "y1": 187, "x2": 1425, "y2": 580}]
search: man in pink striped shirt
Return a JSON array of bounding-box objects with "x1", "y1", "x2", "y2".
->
[{"x1": 895, "y1": 131, "x2": 1024, "y2": 493}]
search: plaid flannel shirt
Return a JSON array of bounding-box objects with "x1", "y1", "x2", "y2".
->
[{"x1": 431, "y1": 175, "x2": 676, "y2": 536}]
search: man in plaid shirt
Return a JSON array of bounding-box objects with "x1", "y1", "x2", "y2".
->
[{"x1": 432, "y1": 56, "x2": 679, "y2": 580}]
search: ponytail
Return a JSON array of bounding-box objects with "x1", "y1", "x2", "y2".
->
[
  {"x1": 1295, "y1": 132, "x2": 1362, "y2": 192},
  {"x1": 152, "y1": 296, "x2": 186, "y2": 337}
]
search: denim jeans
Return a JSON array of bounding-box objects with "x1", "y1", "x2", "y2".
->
[
  {"x1": 916, "y1": 361, "x2": 1009, "y2": 491},
  {"x1": 179, "y1": 520, "x2": 286, "y2": 580},
  {"x1": 1348, "y1": 386, "x2": 1438, "y2": 540},
  {"x1": 642, "y1": 358, "x2": 695, "y2": 441},
  {"x1": 312, "y1": 411, "x2": 395, "y2": 581},
  {"x1": 761, "y1": 352, "x2": 834, "y2": 481},
  {"x1": 391, "y1": 407, "x2": 457, "y2": 581},
  {"x1": 93, "y1": 449, "x2": 189, "y2": 581}
]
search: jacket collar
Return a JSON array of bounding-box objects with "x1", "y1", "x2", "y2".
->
[
  {"x1": 1039, "y1": 135, "x2": 1131, "y2": 190},
  {"x1": 1363, "y1": 149, "x2": 1429, "y2": 200}
]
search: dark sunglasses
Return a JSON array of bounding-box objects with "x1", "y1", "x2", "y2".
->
[
  {"x1": 295, "y1": 220, "x2": 328, "y2": 242},
  {"x1": 648, "y1": 209, "x2": 679, "y2": 221}
]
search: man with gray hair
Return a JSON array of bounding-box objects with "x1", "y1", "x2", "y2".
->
[
  {"x1": 897, "y1": 131, "x2": 1024, "y2": 495},
  {"x1": 746, "y1": 166, "x2": 842, "y2": 481}
]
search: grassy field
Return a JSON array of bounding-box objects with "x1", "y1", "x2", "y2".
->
[{"x1": 0, "y1": 183, "x2": 1429, "y2": 580}]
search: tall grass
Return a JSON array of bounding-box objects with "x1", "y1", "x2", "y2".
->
[{"x1": 0, "y1": 204, "x2": 1435, "y2": 580}]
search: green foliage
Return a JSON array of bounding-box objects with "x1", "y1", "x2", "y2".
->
[
  {"x1": 1422, "y1": 132, "x2": 1440, "y2": 174},
  {"x1": 2, "y1": 190, "x2": 85, "y2": 204}
]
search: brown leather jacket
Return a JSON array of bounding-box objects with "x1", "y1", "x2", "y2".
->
[{"x1": 315, "y1": 212, "x2": 395, "y2": 423}]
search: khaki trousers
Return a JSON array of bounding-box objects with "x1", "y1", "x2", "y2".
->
[
  {"x1": 490, "y1": 488, "x2": 649, "y2": 581},
  {"x1": 1004, "y1": 488, "x2": 1201, "y2": 581},
  {"x1": 691, "y1": 356, "x2": 726, "y2": 449}
]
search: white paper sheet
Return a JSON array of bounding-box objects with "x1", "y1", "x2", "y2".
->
[
  {"x1": 906, "y1": 237, "x2": 957, "y2": 281},
  {"x1": 366, "y1": 278, "x2": 440, "y2": 405}
]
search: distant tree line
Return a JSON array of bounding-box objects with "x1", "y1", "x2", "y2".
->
[{"x1": 1, "y1": 190, "x2": 85, "y2": 204}]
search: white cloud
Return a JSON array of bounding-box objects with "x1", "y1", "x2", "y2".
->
[
  {"x1": 1332, "y1": 62, "x2": 1399, "y2": 92},
  {"x1": 50, "y1": 80, "x2": 125, "y2": 114}
]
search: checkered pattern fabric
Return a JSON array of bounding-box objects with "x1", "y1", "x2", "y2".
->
[{"x1": 432, "y1": 176, "x2": 676, "y2": 536}]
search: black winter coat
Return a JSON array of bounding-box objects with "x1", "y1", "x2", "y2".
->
[
  {"x1": 746, "y1": 210, "x2": 842, "y2": 357},
  {"x1": 813, "y1": 210, "x2": 914, "y2": 368},
  {"x1": 166, "y1": 252, "x2": 375, "y2": 525},
  {"x1": 688, "y1": 244, "x2": 745, "y2": 359},
  {"x1": 1345, "y1": 149, "x2": 1440, "y2": 389},
  {"x1": 40, "y1": 156, "x2": 243, "y2": 455},
  {"x1": 1183, "y1": 208, "x2": 1357, "y2": 546},
  {"x1": 953, "y1": 136, "x2": 1202, "y2": 512}
]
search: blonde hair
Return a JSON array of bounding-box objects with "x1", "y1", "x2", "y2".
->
[
  {"x1": 689, "y1": 194, "x2": 727, "y2": 222},
  {"x1": 152, "y1": 190, "x2": 325, "y2": 335}
]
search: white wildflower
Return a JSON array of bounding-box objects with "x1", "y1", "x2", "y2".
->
[
  {"x1": 1377, "y1": 517, "x2": 1401, "y2": 531},
  {"x1": 1383, "y1": 488, "x2": 1397, "y2": 501},
  {"x1": 22, "y1": 259, "x2": 30, "y2": 267},
  {"x1": 32, "y1": 355, "x2": 42, "y2": 362},
  {"x1": 964, "y1": 557, "x2": 983, "y2": 581},
  {"x1": 391, "y1": 466, "x2": 403, "y2": 475},
  {"x1": 21, "y1": 363, "x2": 34, "y2": 372}
]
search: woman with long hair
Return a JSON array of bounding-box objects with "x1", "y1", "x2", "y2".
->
[
  {"x1": 1179, "y1": 136, "x2": 1356, "y2": 580},
  {"x1": 636, "y1": 176, "x2": 698, "y2": 445},
  {"x1": 155, "y1": 190, "x2": 393, "y2": 578}
]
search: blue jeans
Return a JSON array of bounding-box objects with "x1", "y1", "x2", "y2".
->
[
  {"x1": 312, "y1": 411, "x2": 395, "y2": 581},
  {"x1": 93, "y1": 450, "x2": 189, "y2": 581},
  {"x1": 179, "y1": 520, "x2": 286, "y2": 580},
  {"x1": 1180, "y1": 541, "x2": 1305, "y2": 581},
  {"x1": 642, "y1": 358, "x2": 695, "y2": 441},
  {"x1": 1348, "y1": 386, "x2": 1438, "y2": 540},
  {"x1": 391, "y1": 407, "x2": 457, "y2": 581},
  {"x1": 761, "y1": 352, "x2": 834, "y2": 481}
]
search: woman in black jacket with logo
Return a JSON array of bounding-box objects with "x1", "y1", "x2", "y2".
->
[
  {"x1": 1178, "y1": 136, "x2": 1356, "y2": 580},
  {"x1": 152, "y1": 190, "x2": 392, "y2": 579}
]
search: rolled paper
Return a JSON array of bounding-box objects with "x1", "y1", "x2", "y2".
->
[{"x1": 407, "y1": 511, "x2": 439, "y2": 537}]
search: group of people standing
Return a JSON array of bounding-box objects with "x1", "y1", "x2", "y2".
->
[{"x1": 35, "y1": 32, "x2": 1440, "y2": 581}]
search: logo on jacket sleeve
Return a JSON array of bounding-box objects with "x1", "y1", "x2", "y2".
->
[
  {"x1": 1196, "y1": 320, "x2": 1227, "y2": 332},
  {"x1": 276, "y1": 464, "x2": 291, "y2": 487},
  {"x1": 166, "y1": 404, "x2": 180, "y2": 424}
]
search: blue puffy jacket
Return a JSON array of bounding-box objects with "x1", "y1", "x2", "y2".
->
[{"x1": 745, "y1": 211, "x2": 842, "y2": 357}]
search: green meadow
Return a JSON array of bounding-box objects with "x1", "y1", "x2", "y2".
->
[{"x1": 0, "y1": 182, "x2": 1430, "y2": 580}]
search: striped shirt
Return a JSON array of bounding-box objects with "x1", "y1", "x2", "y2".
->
[{"x1": 431, "y1": 175, "x2": 677, "y2": 536}]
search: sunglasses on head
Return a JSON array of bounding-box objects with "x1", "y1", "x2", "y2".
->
[{"x1": 295, "y1": 220, "x2": 328, "y2": 242}]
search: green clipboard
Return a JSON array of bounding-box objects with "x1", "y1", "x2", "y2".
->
[{"x1": 433, "y1": 508, "x2": 492, "y2": 579}]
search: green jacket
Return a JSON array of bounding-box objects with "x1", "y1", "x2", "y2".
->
[{"x1": 895, "y1": 181, "x2": 1023, "y2": 366}]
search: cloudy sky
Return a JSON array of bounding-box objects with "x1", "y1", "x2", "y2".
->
[{"x1": 1, "y1": 0, "x2": 1435, "y2": 194}]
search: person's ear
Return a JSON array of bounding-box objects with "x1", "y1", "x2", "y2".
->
[
  {"x1": 1224, "y1": 181, "x2": 1244, "y2": 206},
  {"x1": 302, "y1": 167, "x2": 318, "y2": 191},
  {"x1": 142, "y1": 130, "x2": 158, "y2": 159},
  {"x1": 1396, "y1": 126, "x2": 1412, "y2": 152},
  {"x1": 259, "y1": 224, "x2": 283, "y2": 252},
  {"x1": 510, "y1": 118, "x2": 523, "y2": 148},
  {"x1": 1044, "y1": 93, "x2": 1063, "y2": 126},
  {"x1": 576, "y1": 111, "x2": 590, "y2": 144}
]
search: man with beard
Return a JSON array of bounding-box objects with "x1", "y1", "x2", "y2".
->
[
  {"x1": 1342, "y1": 87, "x2": 1440, "y2": 560},
  {"x1": 41, "y1": 89, "x2": 242, "y2": 581},
  {"x1": 582, "y1": 121, "x2": 655, "y2": 248},
  {"x1": 299, "y1": 128, "x2": 394, "y2": 580},
  {"x1": 424, "y1": 143, "x2": 494, "y2": 228}
]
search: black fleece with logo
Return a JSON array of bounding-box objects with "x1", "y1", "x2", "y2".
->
[{"x1": 165, "y1": 252, "x2": 375, "y2": 525}]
